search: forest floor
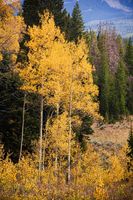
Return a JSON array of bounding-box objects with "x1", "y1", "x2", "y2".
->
[{"x1": 90, "y1": 116, "x2": 132, "y2": 152}]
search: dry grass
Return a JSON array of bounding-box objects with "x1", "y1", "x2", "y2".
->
[{"x1": 90, "y1": 117, "x2": 133, "y2": 145}]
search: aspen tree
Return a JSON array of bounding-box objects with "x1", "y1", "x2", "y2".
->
[
  {"x1": 17, "y1": 12, "x2": 99, "y2": 180},
  {"x1": 0, "y1": 13, "x2": 24, "y2": 54},
  {"x1": 65, "y1": 39, "x2": 99, "y2": 183},
  {"x1": 45, "y1": 40, "x2": 72, "y2": 179},
  {"x1": 17, "y1": 12, "x2": 72, "y2": 173}
]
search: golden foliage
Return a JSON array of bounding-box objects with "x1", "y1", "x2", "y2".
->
[
  {"x1": 0, "y1": 0, "x2": 25, "y2": 67},
  {"x1": 0, "y1": 15, "x2": 24, "y2": 53},
  {"x1": 47, "y1": 112, "x2": 69, "y2": 154},
  {"x1": 17, "y1": 12, "x2": 99, "y2": 118},
  {"x1": 0, "y1": 145, "x2": 132, "y2": 200},
  {"x1": 0, "y1": 52, "x2": 3, "y2": 61}
]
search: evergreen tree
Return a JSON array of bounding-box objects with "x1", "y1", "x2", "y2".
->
[
  {"x1": 108, "y1": 74, "x2": 119, "y2": 122},
  {"x1": 117, "y1": 35, "x2": 124, "y2": 58},
  {"x1": 23, "y1": 0, "x2": 40, "y2": 26},
  {"x1": 62, "y1": 9, "x2": 71, "y2": 39},
  {"x1": 115, "y1": 61, "x2": 127, "y2": 117},
  {"x1": 98, "y1": 34, "x2": 110, "y2": 120},
  {"x1": 96, "y1": 26, "x2": 129, "y2": 122},
  {"x1": 108, "y1": 35, "x2": 127, "y2": 121},
  {"x1": 124, "y1": 38, "x2": 133, "y2": 114},
  {"x1": 127, "y1": 121, "x2": 133, "y2": 171},
  {"x1": 128, "y1": 124, "x2": 133, "y2": 159},
  {"x1": 23, "y1": 0, "x2": 69, "y2": 33},
  {"x1": 99, "y1": 52, "x2": 110, "y2": 120},
  {"x1": 125, "y1": 37, "x2": 133, "y2": 75},
  {"x1": 127, "y1": 76, "x2": 133, "y2": 114},
  {"x1": 86, "y1": 31, "x2": 100, "y2": 70},
  {"x1": 70, "y1": 2, "x2": 84, "y2": 42}
]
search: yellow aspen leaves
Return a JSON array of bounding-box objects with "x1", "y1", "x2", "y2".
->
[
  {"x1": 47, "y1": 112, "x2": 69, "y2": 155},
  {"x1": 67, "y1": 39, "x2": 99, "y2": 118},
  {"x1": 0, "y1": 15, "x2": 24, "y2": 54},
  {"x1": 0, "y1": 144, "x2": 131, "y2": 200},
  {"x1": 0, "y1": 1, "x2": 24, "y2": 65},
  {"x1": 0, "y1": 53, "x2": 3, "y2": 61},
  {"x1": 18, "y1": 11, "x2": 99, "y2": 120}
]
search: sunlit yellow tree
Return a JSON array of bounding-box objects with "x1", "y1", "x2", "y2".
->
[
  {"x1": 63, "y1": 39, "x2": 99, "y2": 182},
  {"x1": 17, "y1": 12, "x2": 73, "y2": 173},
  {"x1": 17, "y1": 12, "x2": 99, "y2": 181},
  {"x1": 0, "y1": 0, "x2": 24, "y2": 58}
]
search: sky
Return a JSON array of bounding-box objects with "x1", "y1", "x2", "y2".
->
[{"x1": 64, "y1": 0, "x2": 133, "y2": 37}]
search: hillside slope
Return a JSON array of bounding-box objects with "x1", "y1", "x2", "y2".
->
[{"x1": 90, "y1": 117, "x2": 132, "y2": 152}]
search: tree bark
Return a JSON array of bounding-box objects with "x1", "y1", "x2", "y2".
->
[
  {"x1": 55, "y1": 103, "x2": 59, "y2": 175},
  {"x1": 39, "y1": 95, "x2": 43, "y2": 173},
  {"x1": 68, "y1": 84, "x2": 72, "y2": 183},
  {"x1": 42, "y1": 145, "x2": 45, "y2": 170},
  {"x1": 19, "y1": 92, "x2": 26, "y2": 161}
]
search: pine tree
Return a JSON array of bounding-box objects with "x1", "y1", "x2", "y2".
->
[
  {"x1": 96, "y1": 26, "x2": 128, "y2": 122},
  {"x1": 115, "y1": 60, "x2": 127, "y2": 117},
  {"x1": 124, "y1": 38, "x2": 133, "y2": 114},
  {"x1": 127, "y1": 76, "x2": 133, "y2": 114},
  {"x1": 99, "y1": 52, "x2": 110, "y2": 120},
  {"x1": 23, "y1": 0, "x2": 68, "y2": 32},
  {"x1": 89, "y1": 31, "x2": 100, "y2": 71},
  {"x1": 125, "y1": 37, "x2": 133, "y2": 75},
  {"x1": 70, "y1": 2, "x2": 84, "y2": 42},
  {"x1": 108, "y1": 35, "x2": 126, "y2": 122},
  {"x1": 62, "y1": 9, "x2": 71, "y2": 39},
  {"x1": 128, "y1": 124, "x2": 133, "y2": 159},
  {"x1": 98, "y1": 34, "x2": 110, "y2": 120},
  {"x1": 23, "y1": 0, "x2": 40, "y2": 26},
  {"x1": 127, "y1": 120, "x2": 133, "y2": 171},
  {"x1": 108, "y1": 74, "x2": 119, "y2": 122},
  {"x1": 117, "y1": 35, "x2": 124, "y2": 58}
]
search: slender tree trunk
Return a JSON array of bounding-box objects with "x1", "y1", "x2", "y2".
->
[
  {"x1": 68, "y1": 85, "x2": 72, "y2": 183},
  {"x1": 42, "y1": 144, "x2": 45, "y2": 170},
  {"x1": 39, "y1": 95, "x2": 43, "y2": 173},
  {"x1": 55, "y1": 103, "x2": 59, "y2": 175},
  {"x1": 19, "y1": 92, "x2": 26, "y2": 161},
  {"x1": 55, "y1": 148, "x2": 58, "y2": 174},
  {"x1": 42, "y1": 118, "x2": 49, "y2": 170}
]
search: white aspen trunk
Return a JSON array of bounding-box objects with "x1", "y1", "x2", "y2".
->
[
  {"x1": 55, "y1": 148, "x2": 58, "y2": 174},
  {"x1": 55, "y1": 103, "x2": 59, "y2": 175},
  {"x1": 42, "y1": 118, "x2": 49, "y2": 170},
  {"x1": 19, "y1": 92, "x2": 26, "y2": 161},
  {"x1": 39, "y1": 95, "x2": 43, "y2": 173},
  {"x1": 42, "y1": 145, "x2": 45, "y2": 170},
  {"x1": 68, "y1": 85, "x2": 72, "y2": 183}
]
